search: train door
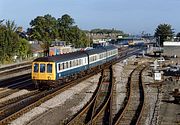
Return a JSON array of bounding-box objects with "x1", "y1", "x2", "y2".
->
[
  {"x1": 39, "y1": 63, "x2": 46, "y2": 80},
  {"x1": 46, "y1": 63, "x2": 56, "y2": 80}
]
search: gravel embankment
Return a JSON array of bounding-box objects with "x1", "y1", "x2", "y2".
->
[
  {"x1": 113, "y1": 56, "x2": 137, "y2": 114},
  {"x1": 158, "y1": 79, "x2": 180, "y2": 125},
  {"x1": 142, "y1": 60, "x2": 180, "y2": 125},
  {"x1": 142, "y1": 67, "x2": 159, "y2": 125},
  {"x1": 0, "y1": 69, "x2": 31, "y2": 81},
  {"x1": 10, "y1": 74, "x2": 100, "y2": 125},
  {"x1": 9, "y1": 55, "x2": 156, "y2": 125},
  {"x1": 0, "y1": 90, "x2": 31, "y2": 103}
]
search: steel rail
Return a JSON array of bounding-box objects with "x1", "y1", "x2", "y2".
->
[
  {"x1": 0, "y1": 65, "x2": 104, "y2": 125},
  {"x1": 113, "y1": 64, "x2": 147, "y2": 125}
]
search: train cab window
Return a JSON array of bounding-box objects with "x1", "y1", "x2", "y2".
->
[
  {"x1": 34, "y1": 63, "x2": 39, "y2": 72},
  {"x1": 47, "y1": 64, "x2": 52, "y2": 73},
  {"x1": 40, "y1": 64, "x2": 45, "y2": 73}
]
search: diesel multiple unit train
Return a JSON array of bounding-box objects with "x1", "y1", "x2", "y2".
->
[{"x1": 32, "y1": 45, "x2": 118, "y2": 87}]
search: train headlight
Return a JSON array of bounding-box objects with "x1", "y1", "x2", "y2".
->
[{"x1": 48, "y1": 76, "x2": 51, "y2": 80}]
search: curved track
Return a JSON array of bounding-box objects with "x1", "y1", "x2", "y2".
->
[
  {"x1": 113, "y1": 64, "x2": 147, "y2": 125},
  {"x1": 66, "y1": 66, "x2": 114, "y2": 125},
  {"x1": 0, "y1": 64, "x2": 105, "y2": 125},
  {"x1": 0, "y1": 47, "x2": 145, "y2": 124}
]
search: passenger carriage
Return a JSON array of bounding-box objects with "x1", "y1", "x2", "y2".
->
[{"x1": 32, "y1": 45, "x2": 118, "y2": 88}]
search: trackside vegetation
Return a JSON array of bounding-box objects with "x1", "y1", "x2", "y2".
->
[{"x1": 0, "y1": 20, "x2": 31, "y2": 64}]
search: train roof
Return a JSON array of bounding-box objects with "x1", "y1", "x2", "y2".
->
[
  {"x1": 103, "y1": 45, "x2": 117, "y2": 50},
  {"x1": 85, "y1": 47, "x2": 106, "y2": 55},
  {"x1": 33, "y1": 51, "x2": 87, "y2": 62},
  {"x1": 33, "y1": 45, "x2": 118, "y2": 63}
]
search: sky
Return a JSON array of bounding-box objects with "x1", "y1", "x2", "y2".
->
[{"x1": 0, "y1": 0, "x2": 180, "y2": 34}]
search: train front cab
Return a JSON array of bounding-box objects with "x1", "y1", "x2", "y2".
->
[{"x1": 32, "y1": 62, "x2": 56, "y2": 87}]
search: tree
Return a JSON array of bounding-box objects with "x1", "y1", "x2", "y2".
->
[
  {"x1": 154, "y1": 24, "x2": 174, "y2": 46},
  {"x1": 90, "y1": 28, "x2": 124, "y2": 34},
  {"x1": 68, "y1": 26, "x2": 91, "y2": 48},
  {"x1": 0, "y1": 20, "x2": 6, "y2": 63},
  {"x1": 177, "y1": 32, "x2": 180, "y2": 37},
  {"x1": 57, "y1": 14, "x2": 91, "y2": 47},
  {"x1": 28, "y1": 14, "x2": 58, "y2": 55},
  {"x1": 0, "y1": 20, "x2": 30, "y2": 64},
  {"x1": 17, "y1": 38, "x2": 31, "y2": 60},
  {"x1": 57, "y1": 14, "x2": 74, "y2": 43},
  {"x1": 28, "y1": 14, "x2": 92, "y2": 53},
  {"x1": 176, "y1": 32, "x2": 180, "y2": 41},
  {"x1": 3, "y1": 20, "x2": 20, "y2": 62}
]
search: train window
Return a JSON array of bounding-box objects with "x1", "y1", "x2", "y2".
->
[
  {"x1": 90, "y1": 57, "x2": 92, "y2": 62},
  {"x1": 47, "y1": 64, "x2": 52, "y2": 73},
  {"x1": 62, "y1": 63, "x2": 65, "y2": 69},
  {"x1": 79, "y1": 59, "x2": 81, "y2": 65},
  {"x1": 91, "y1": 56, "x2": 93, "y2": 62},
  {"x1": 66, "y1": 62, "x2": 69, "y2": 68},
  {"x1": 81, "y1": 59, "x2": 83, "y2": 65},
  {"x1": 60, "y1": 63, "x2": 63, "y2": 70},
  {"x1": 70, "y1": 61, "x2": 72, "y2": 67},
  {"x1": 68, "y1": 62, "x2": 70, "y2": 67},
  {"x1": 73, "y1": 60, "x2": 75, "y2": 67},
  {"x1": 58, "y1": 64, "x2": 61, "y2": 71},
  {"x1": 91, "y1": 56, "x2": 93, "y2": 61},
  {"x1": 40, "y1": 64, "x2": 45, "y2": 73},
  {"x1": 64, "y1": 63, "x2": 67, "y2": 69},
  {"x1": 76, "y1": 60, "x2": 78, "y2": 65},
  {"x1": 34, "y1": 63, "x2": 39, "y2": 72}
]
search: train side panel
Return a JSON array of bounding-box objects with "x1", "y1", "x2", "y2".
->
[{"x1": 55, "y1": 56, "x2": 88, "y2": 79}]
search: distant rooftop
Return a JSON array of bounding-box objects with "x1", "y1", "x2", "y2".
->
[{"x1": 163, "y1": 41, "x2": 180, "y2": 46}]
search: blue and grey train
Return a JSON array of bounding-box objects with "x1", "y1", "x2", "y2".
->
[{"x1": 32, "y1": 45, "x2": 118, "y2": 87}]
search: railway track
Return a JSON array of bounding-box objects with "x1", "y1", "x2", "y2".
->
[
  {"x1": 66, "y1": 66, "x2": 114, "y2": 125},
  {"x1": 0, "y1": 74, "x2": 31, "y2": 87},
  {"x1": 113, "y1": 64, "x2": 147, "y2": 125},
  {"x1": 0, "y1": 65, "x2": 31, "y2": 77},
  {"x1": 0, "y1": 64, "x2": 104, "y2": 125},
  {"x1": 0, "y1": 62, "x2": 31, "y2": 72},
  {"x1": 0, "y1": 48, "x2": 145, "y2": 124},
  {"x1": 0, "y1": 79, "x2": 33, "y2": 100}
]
